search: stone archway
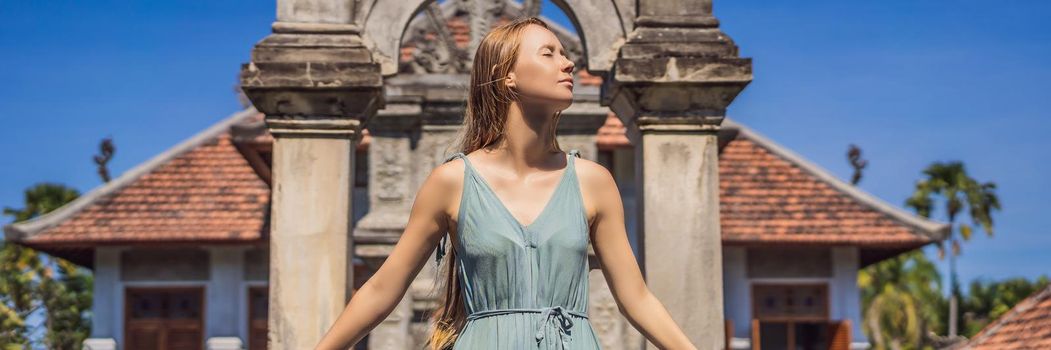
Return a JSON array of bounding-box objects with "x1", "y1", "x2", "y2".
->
[
  {"x1": 362, "y1": 0, "x2": 629, "y2": 76},
  {"x1": 239, "y1": 0, "x2": 751, "y2": 348},
  {"x1": 356, "y1": 2, "x2": 640, "y2": 348}
]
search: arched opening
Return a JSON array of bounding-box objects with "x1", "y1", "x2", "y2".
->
[{"x1": 363, "y1": 0, "x2": 628, "y2": 77}]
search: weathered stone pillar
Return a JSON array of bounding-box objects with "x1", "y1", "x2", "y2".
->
[
  {"x1": 355, "y1": 109, "x2": 418, "y2": 244},
  {"x1": 590, "y1": 268, "x2": 646, "y2": 350},
  {"x1": 353, "y1": 74, "x2": 474, "y2": 349},
  {"x1": 413, "y1": 75, "x2": 479, "y2": 348},
  {"x1": 239, "y1": 0, "x2": 383, "y2": 347},
  {"x1": 356, "y1": 98, "x2": 419, "y2": 350},
  {"x1": 604, "y1": 0, "x2": 752, "y2": 347}
]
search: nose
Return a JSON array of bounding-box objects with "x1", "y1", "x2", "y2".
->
[{"x1": 562, "y1": 56, "x2": 574, "y2": 73}]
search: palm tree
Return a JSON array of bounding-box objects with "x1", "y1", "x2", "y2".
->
[
  {"x1": 904, "y1": 161, "x2": 1000, "y2": 338},
  {"x1": 1, "y1": 182, "x2": 89, "y2": 349},
  {"x1": 859, "y1": 250, "x2": 945, "y2": 350}
]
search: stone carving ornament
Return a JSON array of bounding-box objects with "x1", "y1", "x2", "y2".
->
[{"x1": 401, "y1": 0, "x2": 584, "y2": 75}]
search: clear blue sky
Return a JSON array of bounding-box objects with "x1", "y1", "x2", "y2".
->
[{"x1": 2, "y1": 0, "x2": 1048, "y2": 289}]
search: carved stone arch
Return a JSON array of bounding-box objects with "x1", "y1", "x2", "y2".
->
[
  {"x1": 545, "y1": 0, "x2": 631, "y2": 73},
  {"x1": 398, "y1": 0, "x2": 588, "y2": 75},
  {"x1": 362, "y1": 0, "x2": 629, "y2": 76}
]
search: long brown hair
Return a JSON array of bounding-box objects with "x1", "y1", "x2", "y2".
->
[{"x1": 426, "y1": 16, "x2": 563, "y2": 350}]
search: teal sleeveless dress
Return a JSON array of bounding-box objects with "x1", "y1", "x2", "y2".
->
[{"x1": 435, "y1": 149, "x2": 602, "y2": 350}]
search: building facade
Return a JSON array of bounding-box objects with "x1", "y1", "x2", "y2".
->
[
  {"x1": 4, "y1": 1, "x2": 950, "y2": 349},
  {"x1": 5, "y1": 107, "x2": 946, "y2": 350}
]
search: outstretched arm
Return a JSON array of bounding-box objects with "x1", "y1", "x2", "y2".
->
[
  {"x1": 579, "y1": 160, "x2": 697, "y2": 350},
  {"x1": 315, "y1": 162, "x2": 458, "y2": 350}
]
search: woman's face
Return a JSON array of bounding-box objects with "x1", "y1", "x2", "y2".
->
[{"x1": 507, "y1": 24, "x2": 575, "y2": 109}]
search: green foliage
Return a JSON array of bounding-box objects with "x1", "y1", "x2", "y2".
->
[
  {"x1": 858, "y1": 253, "x2": 1048, "y2": 349},
  {"x1": 39, "y1": 259, "x2": 93, "y2": 349},
  {"x1": 0, "y1": 243, "x2": 39, "y2": 346},
  {"x1": 904, "y1": 161, "x2": 1001, "y2": 337},
  {"x1": 859, "y1": 250, "x2": 945, "y2": 350},
  {"x1": 960, "y1": 275, "x2": 1050, "y2": 337},
  {"x1": 1, "y1": 183, "x2": 92, "y2": 349},
  {"x1": 1, "y1": 183, "x2": 79, "y2": 223},
  {"x1": 858, "y1": 158, "x2": 1046, "y2": 347}
]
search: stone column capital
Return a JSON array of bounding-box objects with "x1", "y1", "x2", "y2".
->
[
  {"x1": 239, "y1": 29, "x2": 385, "y2": 139},
  {"x1": 560, "y1": 112, "x2": 609, "y2": 135},
  {"x1": 605, "y1": 81, "x2": 740, "y2": 137},
  {"x1": 263, "y1": 116, "x2": 364, "y2": 138},
  {"x1": 602, "y1": 12, "x2": 753, "y2": 133},
  {"x1": 634, "y1": 15, "x2": 720, "y2": 29}
]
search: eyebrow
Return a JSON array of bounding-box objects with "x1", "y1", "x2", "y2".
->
[{"x1": 538, "y1": 44, "x2": 565, "y2": 54}]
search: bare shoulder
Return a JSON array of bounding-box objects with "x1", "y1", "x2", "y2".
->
[
  {"x1": 417, "y1": 157, "x2": 467, "y2": 218},
  {"x1": 573, "y1": 156, "x2": 617, "y2": 192},
  {"x1": 572, "y1": 157, "x2": 621, "y2": 226},
  {"x1": 427, "y1": 156, "x2": 466, "y2": 188}
]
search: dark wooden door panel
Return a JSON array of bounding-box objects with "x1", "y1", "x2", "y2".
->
[
  {"x1": 248, "y1": 286, "x2": 268, "y2": 350},
  {"x1": 125, "y1": 287, "x2": 204, "y2": 350}
]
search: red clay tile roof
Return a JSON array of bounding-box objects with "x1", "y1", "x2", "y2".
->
[
  {"x1": 719, "y1": 135, "x2": 935, "y2": 246},
  {"x1": 959, "y1": 285, "x2": 1051, "y2": 349},
  {"x1": 5, "y1": 108, "x2": 946, "y2": 264},
  {"x1": 576, "y1": 69, "x2": 603, "y2": 87},
  {"x1": 596, "y1": 113, "x2": 947, "y2": 247},
  {"x1": 23, "y1": 134, "x2": 269, "y2": 245},
  {"x1": 4, "y1": 109, "x2": 270, "y2": 248},
  {"x1": 597, "y1": 111, "x2": 631, "y2": 149}
]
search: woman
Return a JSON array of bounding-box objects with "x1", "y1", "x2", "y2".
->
[{"x1": 315, "y1": 16, "x2": 696, "y2": 350}]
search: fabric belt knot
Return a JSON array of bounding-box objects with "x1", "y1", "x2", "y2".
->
[
  {"x1": 464, "y1": 306, "x2": 588, "y2": 349},
  {"x1": 535, "y1": 306, "x2": 575, "y2": 349}
]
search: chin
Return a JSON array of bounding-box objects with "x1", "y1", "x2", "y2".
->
[
  {"x1": 556, "y1": 93, "x2": 574, "y2": 104},
  {"x1": 554, "y1": 99, "x2": 573, "y2": 111}
]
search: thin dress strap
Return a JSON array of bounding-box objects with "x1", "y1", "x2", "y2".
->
[{"x1": 444, "y1": 152, "x2": 466, "y2": 163}]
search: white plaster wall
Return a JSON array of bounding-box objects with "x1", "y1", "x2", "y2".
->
[
  {"x1": 831, "y1": 246, "x2": 869, "y2": 347},
  {"x1": 206, "y1": 246, "x2": 246, "y2": 340},
  {"x1": 722, "y1": 246, "x2": 750, "y2": 340},
  {"x1": 721, "y1": 246, "x2": 870, "y2": 349},
  {"x1": 90, "y1": 247, "x2": 121, "y2": 339},
  {"x1": 89, "y1": 245, "x2": 258, "y2": 350}
]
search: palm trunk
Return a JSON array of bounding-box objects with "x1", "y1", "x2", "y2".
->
[
  {"x1": 866, "y1": 298, "x2": 887, "y2": 350},
  {"x1": 946, "y1": 210, "x2": 960, "y2": 339},
  {"x1": 948, "y1": 248, "x2": 958, "y2": 337}
]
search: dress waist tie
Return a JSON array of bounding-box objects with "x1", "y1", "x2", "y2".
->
[{"x1": 465, "y1": 306, "x2": 588, "y2": 349}]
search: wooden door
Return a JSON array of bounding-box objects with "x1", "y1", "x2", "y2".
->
[
  {"x1": 125, "y1": 287, "x2": 204, "y2": 350},
  {"x1": 827, "y1": 320, "x2": 851, "y2": 350},
  {"x1": 248, "y1": 286, "x2": 268, "y2": 350},
  {"x1": 751, "y1": 283, "x2": 841, "y2": 350},
  {"x1": 725, "y1": 319, "x2": 733, "y2": 350},
  {"x1": 751, "y1": 319, "x2": 761, "y2": 350}
]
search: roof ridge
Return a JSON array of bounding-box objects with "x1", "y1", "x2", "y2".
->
[
  {"x1": 721, "y1": 116, "x2": 951, "y2": 240},
  {"x1": 3, "y1": 107, "x2": 260, "y2": 242}
]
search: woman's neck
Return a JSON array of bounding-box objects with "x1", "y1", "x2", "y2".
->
[{"x1": 489, "y1": 102, "x2": 561, "y2": 168}]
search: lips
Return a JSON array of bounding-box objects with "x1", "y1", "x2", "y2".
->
[{"x1": 559, "y1": 78, "x2": 574, "y2": 86}]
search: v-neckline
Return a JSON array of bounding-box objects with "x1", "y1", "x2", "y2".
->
[{"x1": 462, "y1": 152, "x2": 571, "y2": 230}]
